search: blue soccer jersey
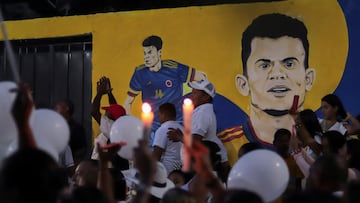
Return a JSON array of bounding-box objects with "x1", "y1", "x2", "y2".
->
[{"x1": 128, "y1": 59, "x2": 195, "y2": 133}]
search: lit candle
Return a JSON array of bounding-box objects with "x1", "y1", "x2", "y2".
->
[
  {"x1": 141, "y1": 102, "x2": 154, "y2": 141},
  {"x1": 182, "y1": 98, "x2": 194, "y2": 172}
]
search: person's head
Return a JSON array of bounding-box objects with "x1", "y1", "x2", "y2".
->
[
  {"x1": 238, "y1": 142, "x2": 262, "y2": 159},
  {"x1": 101, "y1": 104, "x2": 126, "y2": 121},
  {"x1": 321, "y1": 94, "x2": 347, "y2": 121},
  {"x1": 0, "y1": 149, "x2": 68, "y2": 203},
  {"x1": 236, "y1": 13, "x2": 315, "y2": 117},
  {"x1": 223, "y1": 189, "x2": 264, "y2": 203},
  {"x1": 55, "y1": 100, "x2": 74, "y2": 120},
  {"x1": 72, "y1": 160, "x2": 98, "y2": 188},
  {"x1": 346, "y1": 139, "x2": 360, "y2": 171},
  {"x1": 299, "y1": 109, "x2": 322, "y2": 137},
  {"x1": 188, "y1": 79, "x2": 216, "y2": 107},
  {"x1": 143, "y1": 35, "x2": 162, "y2": 68},
  {"x1": 307, "y1": 155, "x2": 348, "y2": 193},
  {"x1": 168, "y1": 170, "x2": 186, "y2": 188},
  {"x1": 321, "y1": 131, "x2": 347, "y2": 157},
  {"x1": 150, "y1": 162, "x2": 175, "y2": 200},
  {"x1": 161, "y1": 188, "x2": 196, "y2": 203},
  {"x1": 201, "y1": 140, "x2": 227, "y2": 181},
  {"x1": 273, "y1": 128, "x2": 291, "y2": 154},
  {"x1": 158, "y1": 103, "x2": 176, "y2": 123}
]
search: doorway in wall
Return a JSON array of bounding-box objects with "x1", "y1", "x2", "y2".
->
[{"x1": 0, "y1": 34, "x2": 93, "y2": 157}]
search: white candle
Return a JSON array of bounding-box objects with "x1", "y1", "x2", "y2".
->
[
  {"x1": 141, "y1": 102, "x2": 154, "y2": 140},
  {"x1": 182, "y1": 98, "x2": 194, "y2": 172}
]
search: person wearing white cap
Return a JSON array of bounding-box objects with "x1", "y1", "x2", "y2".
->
[
  {"x1": 127, "y1": 161, "x2": 175, "y2": 202},
  {"x1": 188, "y1": 79, "x2": 228, "y2": 167},
  {"x1": 168, "y1": 79, "x2": 229, "y2": 175},
  {"x1": 150, "y1": 162, "x2": 175, "y2": 200}
]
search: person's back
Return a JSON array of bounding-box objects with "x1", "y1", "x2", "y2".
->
[
  {"x1": 55, "y1": 100, "x2": 86, "y2": 164},
  {"x1": 153, "y1": 103, "x2": 183, "y2": 174},
  {"x1": 188, "y1": 79, "x2": 228, "y2": 165},
  {"x1": 156, "y1": 120, "x2": 183, "y2": 173}
]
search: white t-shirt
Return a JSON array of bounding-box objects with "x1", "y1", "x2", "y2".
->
[
  {"x1": 152, "y1": 120, "x2": 183, "y2": 174},
  {"x1": 59, "y1": 145, "x2": 74, "y2": 168},
  {"x1": 191, "y1": 103, "x2": 228, "y2": 162},
  {"x1": 319, "y1": 118, "x2": 347, "y2": 135},
  {"x1": 91, "y1": 115, "x2": 113, "y2": 160}
]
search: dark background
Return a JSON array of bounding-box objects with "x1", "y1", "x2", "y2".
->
[{"x1": 0, "y1": 0, "x2": 282, "y2": 21}]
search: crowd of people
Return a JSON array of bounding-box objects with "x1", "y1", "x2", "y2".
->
[
  {"x1": 1, "y1": 12, "x2": 360, "y2": 203},
  {"x1": 1, "y1": 76, "x2": 360, "y2": 203}
]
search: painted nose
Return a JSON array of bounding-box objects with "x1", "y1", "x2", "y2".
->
[{"x1": 268, "y1": 64, "x2": 287, "y2": 80}]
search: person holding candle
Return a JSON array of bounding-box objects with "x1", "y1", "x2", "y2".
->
[
  {"x1": 168, "y1": 79, "x2": 229, "y2": 181},
  {"x1": 152, "y1": 103, "x2": 183, "y2": 174}
]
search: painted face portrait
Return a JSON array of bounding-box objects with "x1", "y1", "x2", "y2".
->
[
  {"x1": 143, "y1": 46, "x2": 161, "y2": 68},
  {"x1": 236, "y1": 36, "x2": 316, "y2": 115}
]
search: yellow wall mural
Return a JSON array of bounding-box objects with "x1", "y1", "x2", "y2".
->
[{"x1": 1, "y1": 0, "x2": 348, "y2": 164}]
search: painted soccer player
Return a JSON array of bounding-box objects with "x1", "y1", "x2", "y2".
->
[{"x1": 124, "y1": 35, "x2": 206, "y2": 145}]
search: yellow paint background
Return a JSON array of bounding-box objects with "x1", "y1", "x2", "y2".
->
[{"x1": 2, "y1": 0, "x2": 347, "y2": 135}]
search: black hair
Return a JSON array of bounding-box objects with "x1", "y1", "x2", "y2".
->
[
  {"x1": 142, "y1": 35, "x2": 163, "y2": 50},
  {"x1": 159, "y1": 102, "x2": 176, "y2": 120},
  {"x1": 321, "y1": 94, "x2": 347, "y2": 121},
  {"x1": 346, "y1": 139, "x2": 360, "y2": 171},
  {"x1": 64, "y1": 100, "x2": 75, "y2": 116},
  {"x1": 224, "y1": 189, "x2": 264, "y2": 203},
  {"x1": 274, "y1": 128, "x2": 291, "y2": 142},
  {"x1": 299, "y1": 109, "x2": 323, "y2": 136},
  {"x1": 202, "y1": 140, "x2": 225, "y2": 181},
  {"x1": 322, "y1": 130, "x2": 346, "y2": 154},
  {"x1": 238, "y1": 142, "x2": 262, "y2": 158},
  {"x1": 242, "y1": 13, "x2": 309, "y2": 77},
  {"x1": 0, "y1": 149, "x2": 68, "y2": 203}
]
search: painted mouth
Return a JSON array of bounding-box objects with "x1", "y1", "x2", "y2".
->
[
  {"x1": 263, "y1": 109, "x2": 289, "y2": 117},
  {"x1": 267, "y1": 86, "x2": 291, "y2": 93}
]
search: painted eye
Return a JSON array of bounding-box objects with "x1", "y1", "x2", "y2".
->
[
  {"x1": 259, "y1": 62, "x2": 271, "y2": 69},
  {"x1": 283, "y1": 58, "x2": 298, "y2": 69}
]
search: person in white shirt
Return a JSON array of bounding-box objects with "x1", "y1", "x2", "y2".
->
[
  {"x1": 152, "y1": 103, "x2": 183, "y2": 174},
  {"x1": 319, "y1": 94, "x2": 347, "y2": 135},
  {"x1": 168, "y1": 79, "x2": 230, "y2": 180}
]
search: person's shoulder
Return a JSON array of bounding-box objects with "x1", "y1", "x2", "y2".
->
[
  {"x1": 135, "y1": 64, "x2": 148, "y2": 71},
  {"x1": 162, "y1": 59, "x2": 187, "y2": 68},
  {"x1": 167, "y1": 120, "x2": 184, "y2": 130}
]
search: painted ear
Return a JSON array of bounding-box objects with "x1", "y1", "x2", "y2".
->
[
  {"x1": 305, "y1": 68, "x2": 316, "y2": 91},
  {"x1": 235, "y1": 74, "x2": 249, "y2": 96},
  {"x1": 158, "y1": 49, "x2": 162, "y2": 57}
]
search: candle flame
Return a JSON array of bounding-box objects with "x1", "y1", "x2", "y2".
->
[
  {"x1": 184, "y1": 98, "x2": 193, "y2": 106},
  {"x1": 142, "y1": 102, "x2": 152, "y2": 113}
]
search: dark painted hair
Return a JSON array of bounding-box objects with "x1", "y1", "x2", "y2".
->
[
  {"x1": 143, "y1": 35, "x2": 163, "y2": 50},
  {"x1": 241, "y1": 13, "x2": 309, "y2": 77}
]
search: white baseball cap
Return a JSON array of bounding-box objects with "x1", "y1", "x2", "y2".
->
[{"x1": 188, "y1": 79, "x2": 216, "y2": 98}]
